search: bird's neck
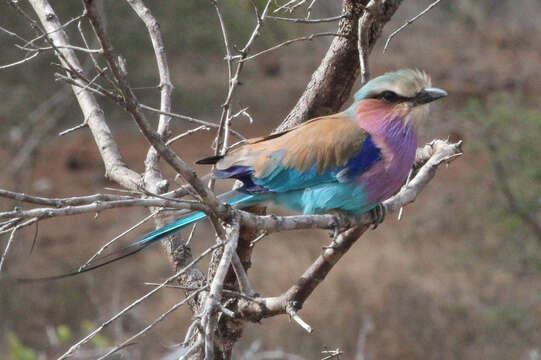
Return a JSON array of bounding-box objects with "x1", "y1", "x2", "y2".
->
[{"x1": 349, "y1": 99, "x2": 416, "y2": 138}]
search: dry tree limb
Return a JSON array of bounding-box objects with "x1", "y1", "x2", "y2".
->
[
  {"x1": 82, "y1": 1, "x2": 223, "y2": 220},
  {"x1": 0, "y1": 226, "x2": 21, "y2": 271},
  {"x1": 212, "y1": 0, "x2": 272, "y2": 160},
  {"x1": 27, "y1": 0, "x2": 142, "y2": 190},
  {"x1": 139, "y1": 104, "x2": 245, "y2": 140},
  {"x1": 126, "y1": 0, "x2": 174, "y2": 195},
  {"x1": 0, "y1": 189, "x2": 131, "y2": 207},
  {"x1": 166, "y1": 126, "x2": 211, "y2": 146},
  {"x1": 201, "y1": 217, "x2": 240, "y2": 360},
  {"x1": 79, "y1": 209, "x2": 162, "y2": 271},
  {"x1": 0, "y1": 198, "x2": 204, "y2": 221}
]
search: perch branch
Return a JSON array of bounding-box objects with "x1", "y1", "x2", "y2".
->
[{"x1": 236, "y1": 139, "x2": 462, "y2": 322}]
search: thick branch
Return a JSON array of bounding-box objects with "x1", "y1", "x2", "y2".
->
[
  {"x1": 82, "y1": 0, "x2": 223, "y2": 217},
  {"x1": 201, "y1": 217, "x2": 240, "y2": 360},
  {"x1": 27, "y1": 0, "x2": 142, "y2": 190},
  {"x1": 126, "y1": 0, "x2": 174, "y2": 194}
]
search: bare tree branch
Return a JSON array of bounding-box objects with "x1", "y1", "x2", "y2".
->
[
  {"x1": 126, "y1": 0, "x2": 174, "y2": 197},
  {"x1": 0, "y1": 198, "x2": 203, "y2": 221},
  {"x1": 27, "y1": 0, "x2": 142, "y2": 190},
  {"x1": 201, "y1": 216, "x2": 240, "y2": 360},
  {"x1": 82, "y1": 0, "x2": 223, "y2": 217}
]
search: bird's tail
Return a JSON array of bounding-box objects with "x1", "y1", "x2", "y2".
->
[
  {"x1": 132, "y1": 190, "x2": 256, "y2": 247},
  {"x1": 18, "y1": 190, "x2": 258, "y2": 282}
]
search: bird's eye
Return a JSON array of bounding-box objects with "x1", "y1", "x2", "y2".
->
[{"x1": 379, "y1": 91, "x2": 399, "y2": 103}]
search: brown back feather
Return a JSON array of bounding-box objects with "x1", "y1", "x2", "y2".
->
[{"x1": 216, "y1": 113, "x2": 367, "y2": 176}]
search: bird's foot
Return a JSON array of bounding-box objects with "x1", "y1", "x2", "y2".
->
[
  {"x1": 324, "y1": 211, "x2": 347, "y2": 249},
  {"x1": 370, "y1": 203, "x2": 386, "y2": 230},
  {"x1": 324, "y1": 227, "x2": 340, "y2": 249}
]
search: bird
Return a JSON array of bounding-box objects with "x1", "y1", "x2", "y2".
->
[
  {"x1": 137, "y1": 69, "x2": 447, "y2": 240},
  {"x1": 29, "y1": 69, "x2": 447, "y2": 279}
]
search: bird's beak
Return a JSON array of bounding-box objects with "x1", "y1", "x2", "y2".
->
[{"x1": 413, "y1": 87, "x2": 448, "y2": 106}]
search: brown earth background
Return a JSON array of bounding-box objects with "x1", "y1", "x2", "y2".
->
[{"x1": 1, "y1": 1, "x2": 540, "y2": 359}]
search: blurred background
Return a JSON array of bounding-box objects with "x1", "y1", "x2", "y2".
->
[{"x1": 1, "y1": 0, "x2": 540, "y2": 359}]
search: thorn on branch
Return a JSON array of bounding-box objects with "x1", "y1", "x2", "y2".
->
[{"x1": 286, "y1": 303, "x2": 313, "y2": 333}]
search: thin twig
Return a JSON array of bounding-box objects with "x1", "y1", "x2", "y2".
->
[
  {"x1": 79, "y1": 209, "x2": 162, "y2": 271},
  {"x1": 139, "y1": 103, "x2": 245, "y2": 141},
  {"x1": 0, "y1": 24, "x2": 29, "y2": 43},
  {"x1": 25, "y1": 13, "x2": 85, "y2": 47},
  {"x1": 0, "y1": 198, "x2": 203, "y2": 221},
  {"x1": 268, "y1": 14, "x2": 345, "y2": 23},
  {"x1": 1, "y1": 226, "x2": 20, "y2": 271},
  {"x1": 397, "y1": 168, "x2": 413, "y2": 220},
  {"x1": 0, "y1": 51, "x2": 40, "y2": 70},
  {"x1": 16, "y1": 43, "x2": 103, "y2": 53},
  {"x1": 97, "y1": 285, "x2": 209, "y2": 360},
  {"x1": 143, "y1": 282, "x2": 262, "y2": 303},
  {"x1": 166, "y1": 126, "x2": 210, "y2": 146},
  {"x1": 57, "y1": 243, "x2": 223, "y2": 359},
  {"x1": 238, "y1": 32, "x2": 345, "y2": 63},
  {"x1": 58, "y1": 122, "x2": 87, "y2": 136},
  {"x1": 232, "y1": 252, "x2": 256, "y2": 297},
  {"x1": 383, "y1": 0, "x2": 442, "y2": 52},
  {"x1": 249, "y1": 231, "x2": 268, "y2": 247}
]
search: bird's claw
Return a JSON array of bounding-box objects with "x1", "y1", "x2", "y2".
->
[
  {"x1": 328, "y1": 225, "x2": 339, "y2": 239},
  {"x1": 370, "y1": 203, "x2": 386, "y2": 229},
  {"x1": 323, "y1": 225, "x2": 339, "y2": 249}
]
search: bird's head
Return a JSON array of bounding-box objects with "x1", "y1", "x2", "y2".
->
[{"x1": 350, "y1": 69, "x2": 447, "y2": 127}]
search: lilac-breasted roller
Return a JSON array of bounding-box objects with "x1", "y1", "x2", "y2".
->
[
  {"x1": 131, "y1": 69, "x2": 446, "y2": 244},
  {"x1": 64, "y1": 69, "x2": 447, "y2": 275}
]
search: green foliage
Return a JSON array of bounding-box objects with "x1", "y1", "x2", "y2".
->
[
  {"x1": 56, "y1": 325, "x2": 73, "y2": 345},
  {"x1": 5, "y1": 333, "x2": 37, "y2": 360}
]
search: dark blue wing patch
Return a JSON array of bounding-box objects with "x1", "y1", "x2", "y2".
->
[
  {"x1": 336, "y1": 135, "x2": 381, "y2": 182},
  {"x1": 214, "y1": 166, "x2": 269, "y2": 194}
]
